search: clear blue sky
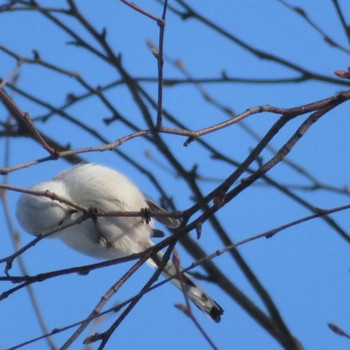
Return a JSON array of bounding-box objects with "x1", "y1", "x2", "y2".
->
[{"x1": 1, "y1": 1, "x2": 350, "y2": 349}]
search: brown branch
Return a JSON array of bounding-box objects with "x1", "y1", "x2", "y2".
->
[
  {"x1": 0, "y1": 89, "x2": 59, "y2": 157},
  {"x1": 163, "y1": 54, "x2": 340, "y2": 190},
  {"x1": 275, "y1": 0, "x2": 350, "y2": 54},
  {"x1": 119, "y1": 0, "x2": 160, "y2": 22},
  {"x1": 0, "y1": 61, "x2": 23, "y2": 89},
  {"x1": 1, "y1": 95, "x2": 58, "y2": 350},
  {"x1": 93, "y1": 242, "x2": 176, "y2": 349},
  {"x1": 60, "y1": 245, "x2": 160, "y2": 349},
  {"x1": 184, "y1": 90, "x2": 350, "y2": 219},
  {"x1": 186, "y1": 203, "x2": 350, "y2": 271},
  {"x1": 155, "y1": 0, "x2": 168, "y2": 129},
  {"x1": 169, "y1": 0, "x2": 345, "y2": 86},
  {"x1": 172, "y1": 249, "x2": 219, "y2": 350},
  {"x1": 331, "y1": 0, "x2": 350, "y2": 45}
]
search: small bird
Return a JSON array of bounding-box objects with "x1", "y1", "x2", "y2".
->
[{"x1": 16, "y1": 163, "x2": 223, "y2": 322}]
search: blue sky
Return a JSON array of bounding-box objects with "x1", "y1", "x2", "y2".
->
[{"x1": 1, "y1": 1, "x2": 350, "y2": 349}]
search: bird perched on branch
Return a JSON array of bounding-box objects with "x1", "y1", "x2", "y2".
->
[{"x1": 16, "y1": 163, "x2": 223, "y2": 322}]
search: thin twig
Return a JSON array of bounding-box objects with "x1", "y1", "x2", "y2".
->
[
  {"x1": 0, "y1": 61, "x2": 23, "y2": 89},
  {"x1": 155, "y1": 0, "x2": 168, "y2": 129},
  {"x1": 60, "y1": 246, "x2": 158, "y2": 349},
  {"x1": 172, "y1": 249, "x2": 219, "y2": 350},
  {"x1": 0, "y1": 89, "x2": 59, "y2": 156},
  {"x1": 169, "y1": 0, "x2": 345, "y2": 86},
  {"x1": 94, "y1": 242, "x2": 177, "y2": 349},
  {"x1": 331, "y1": 0, "x2": 350, "y2": 45},
  {"x1": 119, "y1": 0, "x2": 160, "y2": 22},
  {"x1": 275, "y1": 0, "x2": 350, "y2": 54},
  {"x1": 1, "y1": 86, "x2": 58, "y2": 350}
]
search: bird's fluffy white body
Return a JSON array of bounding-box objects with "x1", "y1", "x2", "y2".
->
[
  {"x1": 16, "y1": 163, "x2": 223, "y2": 322},
  {"x1": 55, "y1": 164, "x2": 153, "y2": 259},
  {"x1": 17, "y1": 164, "x2": 153, "y2": 259}
]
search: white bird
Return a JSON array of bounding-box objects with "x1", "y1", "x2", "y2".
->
[{"x1": 16, "y1": 163, "x2": 223, "y2": 322}]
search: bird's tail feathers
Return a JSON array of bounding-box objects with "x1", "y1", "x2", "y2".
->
[{"x1": 146, "y1": 245, "x2": 223, "y2": 322}]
